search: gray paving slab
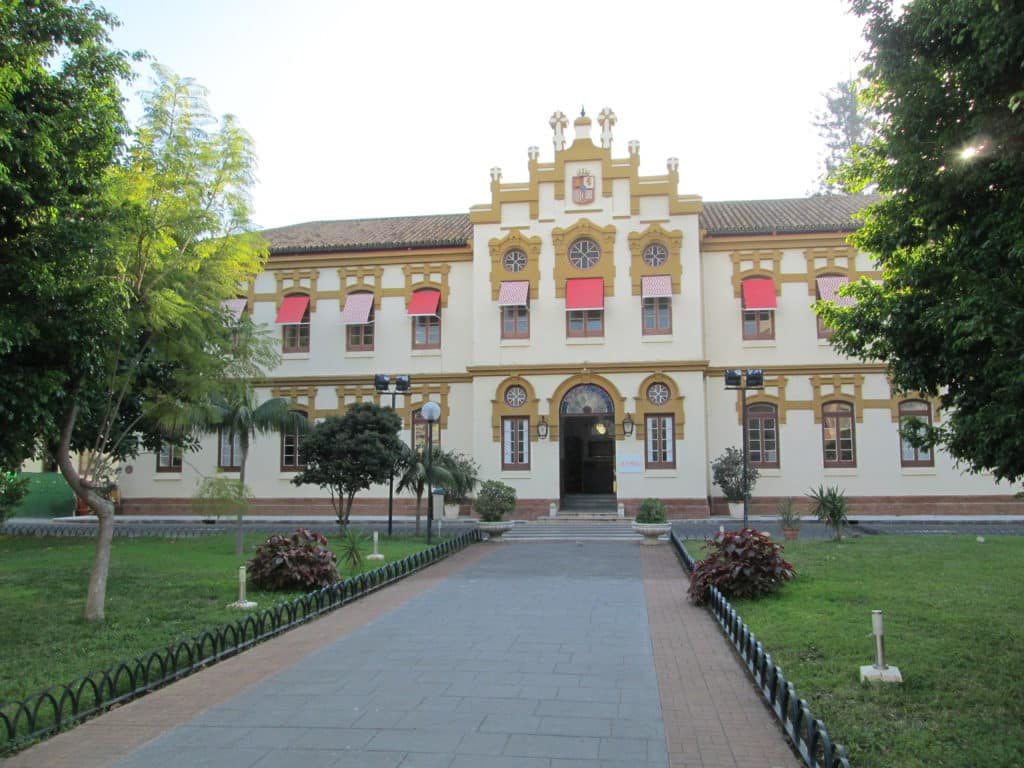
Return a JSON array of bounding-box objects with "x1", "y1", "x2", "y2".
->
[{"x1": 110, "y1": 543, "x2": 668, "y2": 768}]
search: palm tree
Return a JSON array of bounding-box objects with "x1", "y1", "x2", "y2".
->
[
  {"x1": 209, "y1": 388, "x2": 308, "y2": 554},
  {"x1": 395, "y1": 444, "x2": 453, "y2": 535}
]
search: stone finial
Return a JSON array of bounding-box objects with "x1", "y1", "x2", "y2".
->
[
  {"x1": 528, "y1": 145, "x2": 539, "y2": 162},
  {"x1": 628, "y1": 140, "x2": 640, "y2": 157},
  {"x1": 598, "y1": 107, "x2": 617, "y2": 149},
  {"x1": 490, "y1": 167, "x2": 502, "y2": 182},
  {"x1": 667, "y1": 157, "x2": 679, "y2": 172},
  {"x1": 550, "y1": 111, "x2": 568, "y2": 151}
]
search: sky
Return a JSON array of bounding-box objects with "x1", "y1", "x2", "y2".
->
[{"x1": 98, "y1": 0, "x2": 868, "y2": 231}]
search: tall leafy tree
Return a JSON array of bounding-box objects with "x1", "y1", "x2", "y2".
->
[
  {"x1": 293, "y1": 404, "x2": 404, "y2": 528},
  {"x1": 0, "y1": 1, "x2": 132, "y2": 471},
  {"x1": 812, "y1": 78, "x2": 874, "y2": 194},
  {"x1": 46, "y1": 66, "x2": 269, "y2": 620},
  {"x1": 818, "y1": 0, "x2": 1024, "y2": 482}
]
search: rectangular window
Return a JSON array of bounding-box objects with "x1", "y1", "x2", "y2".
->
[
  {"x1": 502, "y1": 417, "x2": 530, "y2": 470},
  {"x1": 746, "y1": 404, "x2": 779, "y2": 468},
  {"x1": 218, "y1": 429, "x2": 242, "y2": 471},
  {"x1": 642, "y1": 296, "x2": 672, "y2": 335},
  {"x1": 347, "y1": 322, "x2": 374, "y2": 351},
  {"x1": 156, "y1": 444, "x2": 183, "y2": 473},
  {"x1": 567, "y1": 309, "x2": 604, "y2": 337},
  {"x1": 899, "y1": 401, "x2": 934, "y2": 467},
  {"x1": 281, "y1": 414, "x2": 307, "y2": 471},
  {"x1": 822, "y1": 402, "x2": 856, "y2": 467},
  {"x1": 282, "y1": 323, "x2": 310, "y2": 353},
  {"x1": 743, "y1": 309, "x2": 775, "y2": 340},
  {"x1": 645, "y1": 414, "x2": 675, "y2": 469},
  {"x1": 412, "y1": 410, "x2": 442, "y2": 451},
  {"x1": 501, "y1": 306, "x2": 530, "y2": 339},
  {"x1": 413, "y1": 314, "x2": 441, "y2": 349}
]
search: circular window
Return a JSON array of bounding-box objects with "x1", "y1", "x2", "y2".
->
[
  {"x1": 568, "y1": 238, "x2": 601, "y2": 270},
  {"x1": 504, "y1": 385, "x2": 527, "y2": 408},
  {"x1": 502, "y1": 249, "x2": 527, "y2": 273},
  {"x1": 647, "y1": 382, "x2": 670, "y2": 406},
  {"x1": 643, "y1": 243, "x2": 668, "y2": 267}
]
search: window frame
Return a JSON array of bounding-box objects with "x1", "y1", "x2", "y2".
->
[
  {"x1": 822, "y1": 401, "x2": 856, "y2": 468},
  {"x1": 746, "y1": 403, "x2": 780, "y2": 469},
  {"x1": 280, "y1": 411, "x2": 307, "y2": 472},
  {"x1": 156, "y1": 444, "x2": 183, "y2": 473},
  {"x1": 899, "y1": 400, "x2": 934, "y2": 467},
  {"x1": 281, "y1": 293, "x2": 311, "y2": 353},
  {"x1": 644, "y1": 413, "x2": 676, "y2": 469},
  {"x1": 345, "y1": 293, "x2": 374, "y2": 351},
  {"x1": 642, "y1": 296, "x2": 672, "y2": 336},
  {"x1": 566, "y1": 309, "x2": 604, "y2": 338},
  {"x1": 501, "y1": 416, "x2": 531, "y2": 470},
  {"x1": 412, "y1": 313, "x2": 441, "y2": 349},
  {"x1": 742, "y1": 309, "x2": 775, "y2": 340},
  {"x1": 411, "y1": 408, "x2": 442, "y2": 451},
  {"x1": 501, "y1": 305, "x2": 530, "y2": 339},
  {"x1": 217, "y1": 428, "x2": 242, "y2": 471},
  {"x1": 815, "y1": 273, "x2": 847, "y2": 339}
]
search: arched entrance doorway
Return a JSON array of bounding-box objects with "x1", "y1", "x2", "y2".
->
[{"x1": 559, "y1": 383, "x2": 616, "y2": 509}]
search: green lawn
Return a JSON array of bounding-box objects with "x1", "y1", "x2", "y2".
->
[
  {"x1": 0, "y1": 530, "x2": 445, "y2": 706},
  {"x1": 698, "y1": 535, "x2": 1024, "y2": 768}
]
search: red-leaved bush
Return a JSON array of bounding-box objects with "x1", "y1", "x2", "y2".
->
[
  {"x1": 248, "y1": 528, "x2": 340, "y2": 591},
  {"x1": 688, "y1": 527, "x2": 795, "y2": 605}
]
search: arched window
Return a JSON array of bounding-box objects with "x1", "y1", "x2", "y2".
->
[
  {"x1": 746, "y1": 403, "x2": 779, "y2": 468},
  {"x1": 899, "y1": 400, "x2": 933, "y2": 467},
  {"x1": 822, "y1": 401, "x2": 856, "y2": 467}
]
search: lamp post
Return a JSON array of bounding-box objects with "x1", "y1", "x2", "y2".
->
[
  {"x1": 421, "y1": 400, "x2": 442, "y2": 544},
  {"x1": 374, "y1": 374, "x2": 411, "y2": 536},
  {"x1": 724, "y1": 368, "x2": 764, "y2": 527}
]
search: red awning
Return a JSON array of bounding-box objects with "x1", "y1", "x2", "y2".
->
[
  {"x1": 816, "y1": 276, "x2": 855, "y2": 307},
  {"x1": 497, "y1": 281, "x2": 530, "y2": 307},
  {"x1": 340, "y1": 292, "x2": 374, "y2": 324},
  {"x1": 221, "y1": 298, "x2": 247, "y2": 321},
  {"x1": 407, "y1": 290, "x2": 441, "y2": 316},
  {"x1": 565, "y1": 278, "x2": 604, "y2": 311},
  {"x1": 641, "y1": 275, "x2": 672, "y2": 298},
  {"x1": 275, "y1": 295, "x2": 310, "y2": 324},
  {"x1": 741, "y1": 278, "x2": 777, "y2": 310}
]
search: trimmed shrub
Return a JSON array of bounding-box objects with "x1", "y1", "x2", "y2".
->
[
  {"x1": 635, "y1": 497, "x2": 667, "y2": 523},
  {"x1": 248, "y1": 528, "x2": 339, "y2": 591},
  {"x1": 0, "y1": 471, "x2": 30, "y2": 523},
  {"x1": 688, "y1": 527, "x2": 795, "y2": 605},
  {"x1": 474, "y1": 480, "x2": 516, "y2": 522}
]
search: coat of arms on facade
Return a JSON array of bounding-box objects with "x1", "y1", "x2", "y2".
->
[{"x1": 572, "y1": 169, "x2": 595, "y2": 205}]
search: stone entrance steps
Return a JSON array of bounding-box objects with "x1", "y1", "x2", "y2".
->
[{"x1": 503, "y1": 520, "x2": 642, "y2": 542}]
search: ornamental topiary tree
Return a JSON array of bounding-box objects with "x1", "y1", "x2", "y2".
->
[
  {"x1": 711, "y1": 446, "x2": 759, "y2": 503},
  {"x1": 474, "y1": 480, "x2": 516, "y2": 522},
  {"x1": 688, "y1": 528, "x2": 795, "y2": 605}
]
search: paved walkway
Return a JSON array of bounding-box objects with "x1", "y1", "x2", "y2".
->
[{"x1": 3, "y1": 542, "x2": 797, "y2": 768}]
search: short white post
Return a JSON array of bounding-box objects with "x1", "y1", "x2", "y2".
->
[
  {"x1": 227, "y1": 565, "x2": 257, "y2": 610},
  {"x1": 368, "y1": 530, "x2": 385, "y2": 561},
  {"x1": 860, "y1": 610, "x2": 902, "y2": 683},
  {"x1": 549, "y1": 502, "x2": 558, "y2": 518},
  {"x1": 617, "y1": 502, "x2": 625, "y2": 518}
]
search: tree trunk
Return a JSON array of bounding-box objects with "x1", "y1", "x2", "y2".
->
[
  {"x1": 343, "y1": 492, "x2": 356, "y2": 527},
  {"x1": 414, "y1": 492, "x2": 423, "y2": 535},
  {"x1": 84, "y1": 500, "x2": 116, "y2": 620},
  {"x1": 236, "y1": 435, "x2": 249, "y2": 556}
]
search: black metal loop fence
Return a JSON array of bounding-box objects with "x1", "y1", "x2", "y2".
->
[
  {"x1": 671, "y1": 531, "x2": 852, "y2": 768},
  {"x1": 0, "y1": 529, "x2": 481, "y2": 753}
]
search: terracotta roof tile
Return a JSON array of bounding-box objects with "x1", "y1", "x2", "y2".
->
[
  {"x1": 701, "y1": 195, "x2": 880, "y2": 236},
  {"x1": 262, "y1": 213, "x2": 472, "y2": 254}
]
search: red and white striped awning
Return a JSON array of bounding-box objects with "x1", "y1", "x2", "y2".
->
[
  {"x1": 340, "y1": 292, "x2": 374, "y2": 324},
  {"x1": 275, "y1": 295, "x2": 309, "y2": 324},
  {"x1": 741, "y1": 278, "x2": 777, "y2": 310},
  {"x1": 565, "y1": 278, "x2": 604, "y2": 311},
  {"x1": 816, "y1": 276, "x2": 856, "y2": 307},
  {"x1": 641, "y1": 275, "x2": 673, "y2": 298},
  {"x1": 497, "y1": 281, "x2": 530, "y2": 307},
  {"x1": 407, "y1": 290, "x2": 441, "y2": 317}
]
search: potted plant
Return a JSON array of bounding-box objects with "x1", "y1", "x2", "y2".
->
[
  {"x1": 711, "y1": 446, "x2": 759, "y2": 517},
  {"x1": 806, "y1": 484, "x2": 849, "y2": 541},
  {"x1": 632, "y1": 497, "x2": 671, "y2": 545},
  {"x1": 777, "y1": 497, "x2": 800, "y2": 540},
  {"x1": 474, "y1": 479, "x2": 516, "y2": 541}
]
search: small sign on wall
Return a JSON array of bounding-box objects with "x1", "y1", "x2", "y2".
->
[{"x1": 618, "y1": 455, "x2": 643, "y2": 474}]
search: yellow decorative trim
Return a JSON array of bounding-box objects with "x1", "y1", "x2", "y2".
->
[
  {"x1": 730, "y1": 250, "x2": 783, "y2": 299},
  {"x1": 702, "y1": 232, "x2": 855, "y2": 252},
  {"x1": 468, "y1": 361, "x2": 710, "y2": 377},
  {"x1": 270, "y1": 386, "x2": 321, "y2": 420},
  {"x1": 331, "y1": 382, "x2": 450, "y2": 430},
  {"x1": 400, "y1": 384, "x2": 451, "y2": 431},
  {"x1": 810, "y1": 374, "x2": 865, "y2": 423},
  {"x1": 402, "y1": 263, "x2": 451, "y2": 308},
  {"x1": 490, "y1": 377, "x2": 541, "y2": 443},
  {"x1": 338, "y1": 266, "x2": 384, "y2": 311},
  {"x1": 331, "y1": 384, "x2": 380, "y2": 417},
  {"x1": 267, "y1": 246, "x2": 472, "y2": 270},
  {"x1": 628, "y1": 224, "x2": 683, "y2": 296},
  {"x1": 488, "y1": 229, "x2": 542, "y2": 301},
  {"x1": 887, "y1": 387, "x2": 942, "y2": 422},
  {"x1": 546, "y1": 372, "x2": 626, "y2": 442},
  {"x1": 274, "y1": 269, "x2": 319, "y2": 312},
  {"x1": 635, "y1": 374, "x2": 685, "y2": 441},
  {"x1": 732, "y1": 376, "x2": 789, "y2": 426},
  {"x1": 551, "y1": 219, "x2": 617, "y2": 299}
]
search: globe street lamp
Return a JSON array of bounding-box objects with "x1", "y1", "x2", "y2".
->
[
  {"x1": 421, "y1": 400, "x2": 442, "y2": 544},
  {"x1": 374, "y1": 374, "x2": 410, "y2": 535},
  {"x1": 724, "y1": 368, "x2": 764, "y2": 526}
]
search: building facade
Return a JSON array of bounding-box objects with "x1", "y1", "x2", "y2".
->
[{"x1": 118, "y1": 111, "x2": 1021, "y2": 517}]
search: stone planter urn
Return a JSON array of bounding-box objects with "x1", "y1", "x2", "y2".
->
[
  {"x1": 727, "y1": 501, "x2": 744, "y2": 519},
  {"x1": 477, "y1": 521, "x2": 515, "y2": 541},
  {"x1": 632, "y1": 521, "x2": 672, "y2": 545}
]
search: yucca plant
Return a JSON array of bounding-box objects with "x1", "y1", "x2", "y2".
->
[{"x1": 806, "y1": 484, "x2": 849, "y2": 541}]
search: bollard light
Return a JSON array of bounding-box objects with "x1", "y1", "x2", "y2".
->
[
  {"x1": 367, "y1": 530, "x2": 384, "y2": 561},
  {"x1": 227, "y1": 565, "x2": 257, "y2": 610},
  {"x1": 859, "y1": 609, "x2": 903, "y2": 683}
]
